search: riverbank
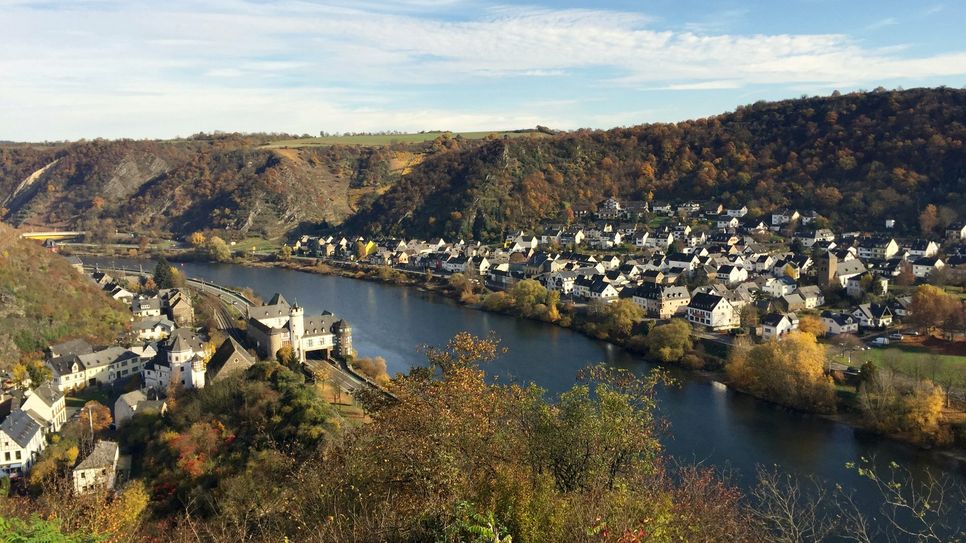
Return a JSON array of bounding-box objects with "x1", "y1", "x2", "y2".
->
[{"x1": 70, "y1": 246, "x2": 966, "y2": 459}]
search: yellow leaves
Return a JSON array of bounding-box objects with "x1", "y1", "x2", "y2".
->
[{"x1": 726, "y1": 332, "x2": 835, "y2": 413}]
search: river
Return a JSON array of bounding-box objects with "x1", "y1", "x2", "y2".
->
[{"x1": 88, "y1": 257, "x2": 965, "y2": 529}]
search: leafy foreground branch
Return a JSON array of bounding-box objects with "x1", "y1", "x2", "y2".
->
[{"x1": 2, "y1": 333, "x2": 964, "y2": 542}]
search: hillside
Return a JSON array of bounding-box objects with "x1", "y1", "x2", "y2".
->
[
  {"x1": 1, "y1": 88, "x2": 964, "y2": 241},
  {"x1": 0, "y1": 224, "x2": 128, "y2": 368},
  {"x1": 0, "y1": 135, "x2": 475, "y2": 238},
  {"x1": 350, "y1": 87, "x2": 966, "y2": 240}
]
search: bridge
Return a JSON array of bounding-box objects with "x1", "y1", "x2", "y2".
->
[{"x1": 21, "y1": 231, "x2": 86, "y2": 241}]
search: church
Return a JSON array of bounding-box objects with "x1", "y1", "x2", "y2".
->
[{"x1": 245, "y1": 293, "x2": 352, "y2": 362}]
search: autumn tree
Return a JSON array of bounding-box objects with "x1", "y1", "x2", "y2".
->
[
  {"x1": 727, "y1": 332, "x2": 836, "y2": 412},
  {"x1": 644, "y1": 319, "x2": 693, "y2": 363},
  {"x1": 918, "y1": 204, "x2": 938, "y2": 235},
  {"x1": 601, "y1": 299, "x2": 645, "y2": 339},
  {"x1": 278, "y1": 244, "x2": 292, "y2": 260},
  {"x1": 798, "y1": 314, "x2": 824, "y2": 336},
  {"x1": 78, "y1": 401, "x2": 113, "y2": 434},
  {"x1": 189, "y1": 231, "x2": 206, "y2": 247},
  {"x1": 351, "y1": 356, "x2": 391, "y2": 387},
  {"x1": 206, "y1": 235, "x2": 231, "y2": 262},
  {"x1": 909, "y1": 284, "x2": 961, "y2": 337}
]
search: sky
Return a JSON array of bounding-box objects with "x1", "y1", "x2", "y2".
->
[{"x1": 1, "y1": 0, "x2": 965, "y2": 141}]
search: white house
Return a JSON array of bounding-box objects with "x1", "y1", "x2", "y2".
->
[
  {"x1": 796, "y1": 285, "x2": 825, "y2": 309},
  {"x1": 687, "y1": 293, "x2": 739, "y2": 331},
  {"x1": 588, "y1": 280, "x2": 620, "y2": 302},
  {"x1": 114, "y1": 390, "x2": 167, "y2": 427},
  {"x1": 133, "y1": 317, "x2": 176, "y2": 341},
  {"x1": 715, "y1": 265, "x2": 748, "y2": 285},
  {"x1": 73, "y1": 440, "x2": 119, "y2": 495},
  {"x1": 821, "y1": 312, "x2": 859, "y2": 335},
  {"x1": 0, "y1": 410, "x2": 46, "y2": 478},
  {"x1": 912, "y1": 257, "x2": 944, "y2": 279},
  {"x1": 716, "y1": 215, "x2": 740, "y2": 229},
  {"x1": 852, "y1": 303, "x2": 893, "y2": 328},
  {"x1": 857, "y1": 237, "x2": 900, "y2": 260},
  {"x1": 761, "y1": 312, "x2": 799, "y2": 340},
  {"x1": 142, "y1": 329, "x2": 208, "y2": 391},
  {"x1": 905, "y1": 240, "x2": 940, "y2": 259},
  {"x1": 47, "y1": 347, "x2": 146, "y2": 392},
  {"x1": 131, "y1": 296, "x2": 162, "y2": 318},
  {"x1": 20, "y1": 383, "x2": 67, "y2": 435}
]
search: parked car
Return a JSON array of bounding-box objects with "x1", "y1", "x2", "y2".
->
[
  {"x1": 888, "y1": 333, "x2": 904, "y2": 341},
  {"x1": 871, "y1": 337, "x2": 890, "y2": 347}
]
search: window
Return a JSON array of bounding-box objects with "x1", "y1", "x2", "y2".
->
[
  {"x1": 15, "y1": 451, "x2": 20, "y2": 460},
  {"x1": 4, "y1": 452, "x2": 9, "y2": 461}
]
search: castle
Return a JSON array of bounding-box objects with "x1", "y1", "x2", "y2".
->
[{"x1": 246, "y1": 293, "x2": 352, "y2": 362}]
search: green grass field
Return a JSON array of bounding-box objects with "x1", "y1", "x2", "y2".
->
[
  {"x1": 261, "y1": 130, "x2": 546, "y2": 148},
  {"x1": 834, "y1": 345, "x2": 966, "y2": 382}
]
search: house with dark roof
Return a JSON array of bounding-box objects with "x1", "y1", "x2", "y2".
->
[
  {"x1": 687, "y1": 293, "x2": 739, "y2": 331},
  {"x1": 761, "y1": 312, "x2": 799, "y2": 340},
  {"x1": 114, "y1": 390, "x2": 166, "y2": 427},
  {"x1": 47, "y1": 339, "x2": 93, "y2": 359},
  {"x1": 0, "y1": 410, "x2": 46, "y2": 477},
  {"x1": 630, "y1": 284, "x2": 691, "y2": 318},
  {"x1": 47, "y1": 346, "x2": 145, "y2": 392},
  {"x1": 20, "y1": 383, "x2": 66, "y2": 435},
  {"x1": 852, "y1": 303, "x2": 893, "y2": 328},
  {"x1": 821, "y1": 311, "x2": 858, "y2": 336},
  {"x1": 73, "y1": 440, "x2": 119, "y2": 494},
  {"x1": 206, "y1": 338, "x2": 256, "y2": 383},
  {"x1": 142, "y1": 329, "x2": 208, "y2": 391}
]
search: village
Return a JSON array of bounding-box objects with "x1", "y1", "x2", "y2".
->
[
  {"x1": 1, "y1": 195, "x2": 964, "y2": 499},
  {"x1": 0, "y1": 258, "x2": 352, "y2": 493},
  {"x1": 291, "y1": 197, "x2": 964, "y2": 344}
]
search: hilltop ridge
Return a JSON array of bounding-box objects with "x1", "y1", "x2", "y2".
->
[{"x1": 1, "y1": 88, "x2": 964, "y2": 241}]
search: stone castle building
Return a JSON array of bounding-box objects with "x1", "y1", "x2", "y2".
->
[{"x1": 246, "y1": 293, "x2": 352, "y2": 362}]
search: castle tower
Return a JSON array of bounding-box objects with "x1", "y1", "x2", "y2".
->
[
  {"x1": 289, "y1": 302, "x2": 305, "y2": 361},
  {"x1": 817, "y1": 252, "x2": 837, "y2": 288},
  {"x1": 190, "y1": 357, "x2": 206, "y2": 389},
  {"x1": 336, "y1": 319, "x2": 353, "y2": 358}
]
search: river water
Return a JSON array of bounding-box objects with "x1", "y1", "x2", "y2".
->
[{"x1": 88, "y1": 257, "x2": 965, "y2": 528}]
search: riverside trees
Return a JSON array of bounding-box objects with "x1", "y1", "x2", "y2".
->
[{"x1": 727, "y1": 331, "x2": 837, "y2": 413}]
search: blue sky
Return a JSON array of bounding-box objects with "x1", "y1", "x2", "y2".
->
[{"x1": 1, "y1": 0, "x2": 964, "y2": 141}]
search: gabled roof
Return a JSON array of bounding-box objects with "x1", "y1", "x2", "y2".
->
[
  {"x1": 116, "y1": 389, "x2": 148, "y2": 410},
  {"x1": 48, "y1": 338, "x2": 94, "y2": 359},
  {"x1": 689, "y1": 292, "x2": 725, "y2": 311},
  {"x1": 75, "y1": 440, "x2": 118, "y2": 471},
  {"x1": 0, "y1": 409, "x2": 42, "y2": 448},
  {"x1": 165, "y1": 329, "x2": 204, "y2": 354},
  {"x1": 78, "y1": 347, "x2": 135, "y2": 370},
  {"x1": 206, "y1": 338, "x2": 256, "y2": 380},
  {"x1": 27, "y1": 382, "x2": 63, "y2": 408},
  {"x1": 760, "y1": 312, "x2": 789, "y2": 327}
]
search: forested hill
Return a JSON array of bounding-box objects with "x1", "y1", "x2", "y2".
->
[
  {"x1": 349, "y1": 87, "x2": 966, "y2": 240},
  {"x1": 0, "y1": 223, "x2": 128, "y2": 369},
  {"x1": 1, "y1": 88, "x2": 964, "y2": 241},
  {"x1": 0, "y1": 135, "x2": 466, "y2": 238}
]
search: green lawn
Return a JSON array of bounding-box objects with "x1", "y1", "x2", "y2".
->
[
  {"x1": 261, "y1": 130, "x2": 545, "y2": 148},
  {"x1": 67, "y1": 386, "x2": 111, "y2": 406},
  {"x1": 833, "y1": 345, "x2": 966, "y2": 382},
  {"x1": 230, "y1": 237, "x2": 283, "y2": 254}
]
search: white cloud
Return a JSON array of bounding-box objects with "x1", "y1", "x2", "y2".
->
[{"x1": 0, "y1": 0, "x2": 964, "y2": 139}]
